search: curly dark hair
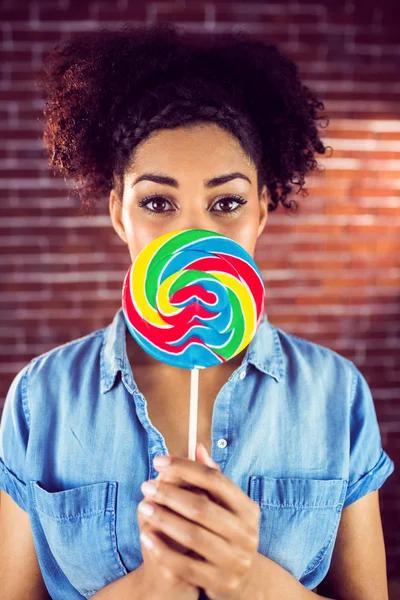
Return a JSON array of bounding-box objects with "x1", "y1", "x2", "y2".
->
[{"x1": 37, "y1": 22, "x2": 329, "y2": 216}]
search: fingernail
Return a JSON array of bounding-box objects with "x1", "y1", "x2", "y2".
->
[
  {"x1": 154, "y1": 455, "x2": 171, "y2": 468},
  {"x1": 140, "y1": 532, "x2": 154, "y2": 549},
  {"x1": 200, "y1": 443, "x2": 209, "y2": 455},
  {"x1": 138, "y1": 501, "x2": 154, "y2": 517},
  {"x1": 141, "y1": 481, "x2": 157, "y2": 496}
]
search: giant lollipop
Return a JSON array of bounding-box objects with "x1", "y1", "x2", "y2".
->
[{"x1": 122, "y1": 228, "x2": 265, "y2": 459}]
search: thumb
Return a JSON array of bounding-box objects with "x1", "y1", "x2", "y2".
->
[{"x1": 196, "y1": 442, "x2": 220, "y2": 470}]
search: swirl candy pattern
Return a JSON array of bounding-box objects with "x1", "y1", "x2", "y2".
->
[{"x1": 122, "y1": 229, "x2": 265, "y2": 369}]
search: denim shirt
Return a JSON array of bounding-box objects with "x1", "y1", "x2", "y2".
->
[{"x1": 0, "y1": 307, "x2": 395, "y2": 599}]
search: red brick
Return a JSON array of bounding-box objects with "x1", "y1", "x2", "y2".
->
[
  {"x1": 11, "y1": 29, "x2": 63, "y2": 43},
  {"x1": 94, "y1": 5, "x2": 147, "y2": 20},
  {"x1": 0, "y1": 49, "x2": 33, "y2": 64},
  {"x1": 0, "y1": 7, "x2": 30, "y2": 22},
  {"x1": 354, "y1": 30, "x2": 400, "y2": 45},
  {"x1": 9, "y1": 69, "x2": 43, "y2": 82},
  {"x1": 37, "y1": 6, "x2": 91, "y2": 21}
]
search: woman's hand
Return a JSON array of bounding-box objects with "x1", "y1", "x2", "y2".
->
[
  {"x1": 138, "y1": 444, "x2": 260, "y2": 600},
  {"x1": 137, "y1": 490, "x2": 200, "y2": 600}
]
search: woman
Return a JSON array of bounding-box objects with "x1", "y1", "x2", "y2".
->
[{"x1": 0, "y1": 22, "x2": 394, "y2": 600}]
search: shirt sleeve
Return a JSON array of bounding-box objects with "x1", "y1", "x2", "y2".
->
[
  {"x1": 0, "y1": 364, "x2": 31, "y2": 512},
  {"x1": 343, "y1": 364, "x2": 395, "y2": 508}
]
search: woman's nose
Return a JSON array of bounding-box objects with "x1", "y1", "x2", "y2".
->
[{"x1": 176, "y1": 211, "x2": 215, "y2": 233}]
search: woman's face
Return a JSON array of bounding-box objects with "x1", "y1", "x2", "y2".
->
[{"x1": 109, "y1": 123, "x2": 268, "y2": 262}]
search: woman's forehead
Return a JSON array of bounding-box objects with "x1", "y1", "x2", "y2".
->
[{"x1": 127, "y1": 125, "x2": 255, "y2": 179}]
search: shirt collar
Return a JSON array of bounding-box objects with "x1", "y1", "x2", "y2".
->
[{"x1": 100, "y1": 307, "x2": 284, "y2": 394}]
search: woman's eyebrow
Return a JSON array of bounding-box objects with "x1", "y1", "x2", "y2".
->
[{"x1": 131, "y1": 171, "x2": 251, "y2": 188}]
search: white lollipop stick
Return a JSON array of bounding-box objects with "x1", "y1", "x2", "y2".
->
[{"x1": 188, "y1": 368, "x2": 199, "y2": 460}]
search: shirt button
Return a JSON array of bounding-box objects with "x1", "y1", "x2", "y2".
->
[
  {"x1": 239, "y1": 370, "x2": 246, "y2": 380},
  {"x1": 217, "y1": 439, "x2": 227, "y2": 449}
]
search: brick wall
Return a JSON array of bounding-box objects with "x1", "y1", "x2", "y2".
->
[{"x1": 1, "y1": 0, "x2": 399, "y2": 592}]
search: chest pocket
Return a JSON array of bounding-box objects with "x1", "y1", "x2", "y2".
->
[
  {"x1": 29, "y1": 480, "x2": 128, "y2": 599},
  {"x1": 248, "y1": 476, "x2": 348, "y2": 583}
]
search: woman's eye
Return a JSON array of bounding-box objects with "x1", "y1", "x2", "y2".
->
[
  {"x1": 138, "y1": 195, "x2": 246, "y2": 215},
  {"x1": 138, "y1": 196, "x2": 173, "y2": 213},
  {"x1": 213, "y1": 197, "x2": 246, "y2": 212}
]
